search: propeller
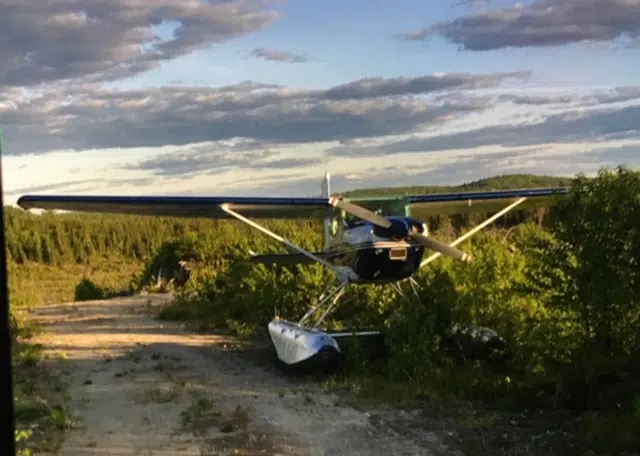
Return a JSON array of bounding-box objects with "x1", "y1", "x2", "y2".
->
[
  {"x1": 328, "y1": 196, "x2": 471, "y2": 263},
  {"x1": 407, "y1": 230, "x2": 471, "y2": 263}
]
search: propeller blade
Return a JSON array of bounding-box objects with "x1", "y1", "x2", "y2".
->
[
  {"x1": 329, "y1": 196, "x2": 470, "y2": 263},
  {"x1": 328, "y1": 197, "x2": 392, "y2": 228},
  {"x1": 409, "y1": 232, "x2": 471, "y2": 263}
]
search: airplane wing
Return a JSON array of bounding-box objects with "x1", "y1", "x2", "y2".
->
[
  {"x1": 346, "y1": 187, "x2": 569, "y2": 217},
  {"x1": 404, "y1": 187, "x2": 569, "y2": 216},
  {"x1": 17, "y1": 187, "x2": 569, "y2": 219},
  {"x1": 16, "y1": 194, "x2": 332, "y2": 219}
]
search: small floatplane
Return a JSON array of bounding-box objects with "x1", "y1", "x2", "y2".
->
[{"x1": 17, "y1": 173, "x2": 568, "y2": 367}]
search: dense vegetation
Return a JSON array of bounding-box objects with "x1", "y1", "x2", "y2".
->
[{"x1": 7, "y1": 170, "x2": 640, "y2": 455}]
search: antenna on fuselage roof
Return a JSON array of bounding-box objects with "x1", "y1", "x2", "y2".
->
[{"x1": 321, "y1": 169, "x2": 330, "y2": 196}]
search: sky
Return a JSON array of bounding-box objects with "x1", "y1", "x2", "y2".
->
[{"x1": 2, "y1": 0, "x2": 640, "y2": 205}]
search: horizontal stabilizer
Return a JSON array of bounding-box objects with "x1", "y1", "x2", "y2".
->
[{"x1": 249, "y1": 251, "x2": 336, "y2": 265}]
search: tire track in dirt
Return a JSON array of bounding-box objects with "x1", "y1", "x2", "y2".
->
[{"x1": 30, "y1": 294, "x2": 455, "y2": 456}]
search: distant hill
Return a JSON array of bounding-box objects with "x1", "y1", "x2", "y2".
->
[{"x1": 341, "y1": 174, "x2": 573, "y2": 198}]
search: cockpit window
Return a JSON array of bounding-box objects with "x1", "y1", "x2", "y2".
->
[{"x1": 343, "y1": 215, "x2": 364, "y2": 228}]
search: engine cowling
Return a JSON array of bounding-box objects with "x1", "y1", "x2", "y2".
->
[{"x1": 372, "y1": 217, "x2": 425, "y2": 240}]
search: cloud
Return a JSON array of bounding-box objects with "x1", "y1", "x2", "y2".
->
[
  {"x1": 127, "y1": 141, "x2": 324, "y2": 177},
  {"x1": 451, "y1": 0, "x2": 502, "y2": 9},
  {"x1": 0, "y1": 0, "x2": 278, "y2": 88},
  {"x1": 325, "y1": 103, "x2": 640, "y2": 157},
  {"x1": 251, "y1": 47, "x2": 309, "y2": 63},
  {"x1": 131, "y1": 147, "x2": 274, "y2": 177},
  {"x1": 583, "y1": 143, "x2": 640, "y2": 167},
  {"x1": 498, "y1": 86, "x2": 640, "y2": 107},
  {"x1": 0, "y1": 72, "x2": 524, "y2": 155},
  {"x1": 398, "y1": 0, "x2": 640, "y2": 50},
  {"x1": 3, "y1": 177, "x2": 155, "y2": 197},
  {"x1": 449, "y1": 144, "x2": 640, "y2": 178},
  {"x1": 221, "y1": 143, "x2": 640, "y2": 198},
  {"x1": 319, "y1": 71, "x2": 529, "y2": 100},
  {"x1": 342, "y1": 143, "x2": 640, "y2": 191}
]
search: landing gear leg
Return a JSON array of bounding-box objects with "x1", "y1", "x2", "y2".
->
[
  {"x1": 268, "y1": 279, "x2": 349, "y2": 367},
  {"x1": 298, "y1": 279, "x2": 349, "y2": 329},
  {"x1": 389, "y1": 277, "x2": 421, "y2": 301},
  {"x1": 408, "y1": 277, "x2": 421, "y2": 299}
]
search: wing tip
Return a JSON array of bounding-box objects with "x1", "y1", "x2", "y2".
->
[{"x1": 16, "y1": 195, "x2": 30, "y2": 210}]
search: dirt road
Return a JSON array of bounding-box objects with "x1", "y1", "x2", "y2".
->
[{"x1": 29, "y1": 294, "x2": 460, "y2": 456}]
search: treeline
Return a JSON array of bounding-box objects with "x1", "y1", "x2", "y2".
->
[
  {"x1": 343, "y1": 173, "x2": 573, "y2": 197},
  {"x1": 4, "y1": 206, "x2": 209, "y2": 265}
]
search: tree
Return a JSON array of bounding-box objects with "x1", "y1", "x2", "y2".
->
[{"x1": 549, "y1": 166, "x2": 640, "y2": 357}]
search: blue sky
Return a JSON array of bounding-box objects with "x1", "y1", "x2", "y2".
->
[
  {"x1": 2, "y1": 0, "x2": 640, "y2": 204},
  {"x1": 121, "y1": 0, "x2": 640, "y2": 89}
]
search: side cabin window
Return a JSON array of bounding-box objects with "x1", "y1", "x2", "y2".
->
[
  {"x1": 334, "y1": 209, "x2": 384, "y2": 234},
  {"x1": 343, "y1": 214, "x2": 365, "y2": 230},
  {"x1": 329, "y1": 214, "x2": 355, "y2": 236}
]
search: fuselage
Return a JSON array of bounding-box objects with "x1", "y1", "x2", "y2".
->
[{"x1": 322, "y1": 216, "x2": 427, "y2": 284}]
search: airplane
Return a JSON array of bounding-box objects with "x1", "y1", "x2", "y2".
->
[{"x1": 17, "y1": 172, "x2": 569, "y2": 368}]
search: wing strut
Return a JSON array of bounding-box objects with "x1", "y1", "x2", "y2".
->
[
  {"x1": 219, "y1": 204, "x2": 350, "y2": 281},
  {"x1": 420, "y1": 197, "x2": 527, "y2": 268}
]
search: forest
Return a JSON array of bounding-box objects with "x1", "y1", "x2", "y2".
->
[{"x1": 7, "y1": 168, "x2": 640, "y2": 455}]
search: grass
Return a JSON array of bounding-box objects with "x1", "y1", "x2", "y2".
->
[
  {"x1": 8, "y1": 257, "x2": 144, "y2": 309},
  {"x1": 180, "y1": 397, "x2": 223, "y2": 435},
  {"x1": 220, "y1": 405, "x2": 250, "y2": 434},
  {"x1": 12, "y1": 338, "x2": 75, "y2": 455},
  {"x1": 180, "y1": 395, "x2": 250, "y2": 436},
  {"x1": 144, "y1": 381, "x2": 185, "y2": 404}
]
